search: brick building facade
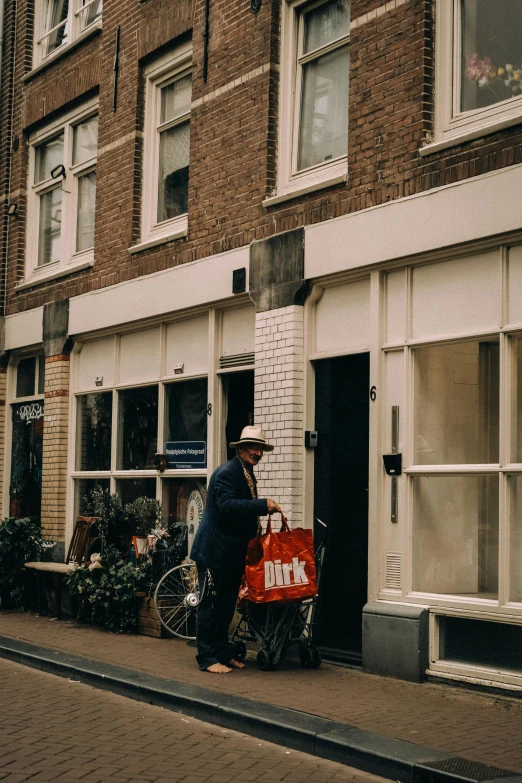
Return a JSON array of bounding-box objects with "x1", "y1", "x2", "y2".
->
[{"x1": 2, "y1": 0, "x2": 522, "y2": 689}]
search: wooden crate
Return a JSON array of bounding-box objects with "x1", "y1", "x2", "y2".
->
[{"x1": 137, "y1": 595, "x2": 170, "y2": 638}]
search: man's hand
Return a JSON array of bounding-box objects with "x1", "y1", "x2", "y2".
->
[{"x1": 267, "y1": 498, "x2": 282, "y2": 514}]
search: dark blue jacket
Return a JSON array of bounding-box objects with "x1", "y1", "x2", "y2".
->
[{"x1": 190, "y1": 456, "x2": 268, "y2": 572}]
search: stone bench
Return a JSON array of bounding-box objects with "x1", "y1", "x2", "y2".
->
[{"x1": 25, "y1": 516, "x2": 99, "y2": 619}]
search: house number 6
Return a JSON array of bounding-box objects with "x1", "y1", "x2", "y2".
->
[{"x1": 370, "y1": 386, "x2": 377, "y2": 401}]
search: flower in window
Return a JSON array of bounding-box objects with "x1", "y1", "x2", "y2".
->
[{"x1": 465, "y1": 53, "x2": 522, "y2": 100}]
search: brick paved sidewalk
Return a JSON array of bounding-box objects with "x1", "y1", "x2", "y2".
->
[{"x1": 1, "y1": 611, "x2": 521, "y2": 774}]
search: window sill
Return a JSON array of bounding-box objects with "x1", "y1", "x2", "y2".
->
[
  {"x1": 263, "y1": 173, "x2": 347, "y2": 208},
  {"x1": 23, "y1": 22, "x2": 102, "y2": 83},
  {"x1": 128, "y1": 229, "x2": 188, "y2": 255},
  {"x1": 16, "y1": 259, "x2": 94, "y2": 291},
  {"x1": 419, "y1": 113, "x2": 522, "y2": 157}
]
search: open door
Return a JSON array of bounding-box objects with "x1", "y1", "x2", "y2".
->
[{"x1": 313, "y1": 353, "x2": 370, "y2": 665}]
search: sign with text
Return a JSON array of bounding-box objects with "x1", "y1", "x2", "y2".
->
[{"x1": 165, "y1": 441, "x2": 206, "y2": 469}]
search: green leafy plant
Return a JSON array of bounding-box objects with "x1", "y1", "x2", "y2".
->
[
  {"x1": 0, "y1": 517, "x2": 43, "y2": 609},
  {"x1": 83, "y1": 487, "x2": 126, "y2": 552},
  {"x1": 67, "y1": 557, "x2": 151, "y2": 633},
  {"x1": 125, "y1": 496, "x2": 162, "y2": 536}
]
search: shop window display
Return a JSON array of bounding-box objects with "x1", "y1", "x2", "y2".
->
[
  {"x1": 165, "y1": 378, "x2": 207, "y2": 443},
  {"x1": 412, "y1": 340, "x2": 500, "y2": 598},
  {"x1": 163, "y1": 478, "x2": 207, "y2": 560},
  {"x1": 119, "y1": 386, "x2": 158, "y2": 470},
  {"x1": 414, "y1": 340, "x2": 499, "y2": 465},
  {"x1": 116, "y1": 478, "x2": 157, "y2": 507},
  {"x1": 76, "y1": 392, "x2": 112, "y2": 471},
  {"x1": 413, "y1": 475, "x2": 499, "y2": 597}
]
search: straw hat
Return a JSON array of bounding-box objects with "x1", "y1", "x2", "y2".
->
[{"x1": 229, "y1": 425, "x2": 274, "y2": 451}]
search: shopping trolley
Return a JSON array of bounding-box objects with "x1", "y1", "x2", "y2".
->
[{"x1": 231, "y1": 518, "x2": 328, "y2": 670}]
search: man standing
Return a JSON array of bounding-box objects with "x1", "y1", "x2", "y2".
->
[{"x1": 190, "y1": 426, "x2": 282, "y2": 673}]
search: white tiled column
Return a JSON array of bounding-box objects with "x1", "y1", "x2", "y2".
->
[{"x1": 254, "y1": 305, "x2": 304, "y2": 526}]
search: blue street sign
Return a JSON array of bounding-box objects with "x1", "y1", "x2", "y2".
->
[{"x1": 165, "y1": 441, "x2": 206, "y2": 469}]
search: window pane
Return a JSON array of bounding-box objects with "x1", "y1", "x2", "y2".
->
[
  {"x1": 116, "y1": 478, "x2": 156, "y2": 506},
  {"x1": 513, "y1": 337, "x2": 522, "y2": 462},
  {"x1": 16, "y1": 358, "x2": 36, "y2": 398},
  {"x1": 38, "y1": 187, "x2": 62, "y2": 266},
  {"x1": 303, "y1": 0, "x2": 350, "y2": 54},
  {"x1": 157, "y1": 122, "x2": 189, "y2": 221},
  {"x1": 37, "y1": 355, "x2": 46, "y2": 395},
  {"x1": 413, "y1": 340, "x2": 499, "y2": 465},
  {"x1": 163, "y1": 477, "x2": 207, "y2": 558},
  {"x1": 461, "y1": 0, "x2": 522, "y2": 113},
  {"x1": 298, "y1": 46, "x2": 349, "y2": 170},
  {"x1": 73, "y1": 116, "x2": 98, "y2": 165},
  {"x1": 165, "y1": 378, "x2": 208, "y2": 443},
  {"x1": 78, "y1": 0, "x2": 102, "y2": 30},
  {"x1": 76, "y1": 171, "x2": 96, "y2": 251},
  {"x1": 413, "y1": 475, "x2": 499, "y2": 597},
  {"x1": 160, "y1": 75, "x2": 192, "y2": 124},
  {"x1": 10, "y1": 402, "x2": 44, "y2": 520},
  {"x1": 75, "y1": 478, "x2": 110, "y2": 517},
  {"x1": 41, "y1": 0, "x2": 69, "y2": 56},
  {"x1": 510, "y1": 476, "x2": 522, "y2": 603},
  {"x1": 119, "y1": 386, "x2": 158, "y2": 470},
  {"x1": 35, "y1": 134, "x2": 64, "y2": 183},
  {"x1": 76, "y1": 392, "x2": 112, "y2": 471}
]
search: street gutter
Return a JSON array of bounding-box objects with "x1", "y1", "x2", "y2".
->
[{"x1": 0, "y1": 634, "x2": 520, "y2": 783}]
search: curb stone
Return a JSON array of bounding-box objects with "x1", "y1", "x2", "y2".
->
[{"x1": 0, "y1": 635, "x2": 519, "y2": 783}]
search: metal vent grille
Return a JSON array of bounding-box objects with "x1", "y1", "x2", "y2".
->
[
  {"x1": 220, "y1": 352, "x2": 255, "y2": 369},
  {"x1": 419, "y1": 757, "x2": 517, "y2": 781},
  {"x1": 385, "y1": 553, "x2": 401, "y2": 589}
]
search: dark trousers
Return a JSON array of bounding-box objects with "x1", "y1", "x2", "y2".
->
[{"x1": 196, "y1": 565, "x2": 242, "y2": 670}]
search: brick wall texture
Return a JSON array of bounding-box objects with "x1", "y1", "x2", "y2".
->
[
  {"x1": 254, "y1": 307, "x2": 305, "y2": 527},
  {"x1": 40, "y1": 357, "x2": 70, "y2": 539},
  {"x1": 1, "y1": 0, "x2": 521, "y2": 315}
]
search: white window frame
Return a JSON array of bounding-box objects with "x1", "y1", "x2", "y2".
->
[
  {"x1": 33, "y1": 0, "x2": 103, "y2": 68},
  {"x1": 141, "y1": 42, "x2": 192, "y2": 247},
  {"x1": 270, "y1": 0, "x2": 349, "y2": 205},
  {"x1": 422, "y1": 0, "x2": 522, "y2": 156},
  {"x1": 25, "y1": 99, "x2": 98, "y2": 284}
]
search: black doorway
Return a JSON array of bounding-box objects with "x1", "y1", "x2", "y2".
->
[
  {"x1": 10, "y1": 402, "x2": 44, "y2": 520},
  {"x1": 313, "y1": 353, "x2": 370, "y2": 665},
  {"x1": 223, "y1": 371, "x2": 255, "y2": 461}
]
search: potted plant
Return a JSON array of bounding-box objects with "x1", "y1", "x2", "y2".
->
[{"x1": 0, "y1": 517, "x2": 43, "y2": 609}]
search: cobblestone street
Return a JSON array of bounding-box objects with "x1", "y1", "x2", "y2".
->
[{"x1": 0, "y1": 658, "x2": 389, "y2": 783}]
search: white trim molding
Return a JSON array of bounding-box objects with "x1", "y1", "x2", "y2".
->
[
  {"x1": 304, "y1": 163, "x2": 522, "y2": 279},
  {"x1": 25, "y1": 97, "x2": 98, "y2": 284},
  {"x1": 69, "y1": 245, "x2": 249, "y2": 335},
  {"x1": 141, "y1": 42, "x2": 192, "y2": 247},
  {"x1": 273, "y1": 0, "x2": 349, "y2": 202}
]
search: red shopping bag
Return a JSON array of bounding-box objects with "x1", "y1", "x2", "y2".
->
[{"x1": 244, "y1": 514, "x2": 317, "y2": 603}]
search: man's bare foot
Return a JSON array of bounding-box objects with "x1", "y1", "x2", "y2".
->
[
  {"x1": 228, "y1": 658, "x2": 246, "y2": 669},
  {"x1": 206, "y1": 662, "x2": 232, "y2": 673}
]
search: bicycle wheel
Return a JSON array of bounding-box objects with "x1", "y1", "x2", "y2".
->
[{"x1": 154, "y1": 563, "x2": 200, "y2": 639}]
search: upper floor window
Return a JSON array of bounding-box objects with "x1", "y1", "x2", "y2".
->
[
  {"x1": 34, "y1": 0, "x2": 102, "y2": 66},
  {"x1": 141, "y1": 42, "x2": 192, "y2": 247},
  {"x1": 427, "y1": 0, "x2": 522, "y2": 154},
  {"x1": 274, "y1": 0, "x2": 349, "y2": 202},
  {"x1": 26, "y1": 100, "x2": 98, "y2": 282}
]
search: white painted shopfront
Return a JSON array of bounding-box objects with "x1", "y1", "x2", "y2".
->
[{"x1": 4, "y1": 163, "x2": 522, "y2": 689}]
